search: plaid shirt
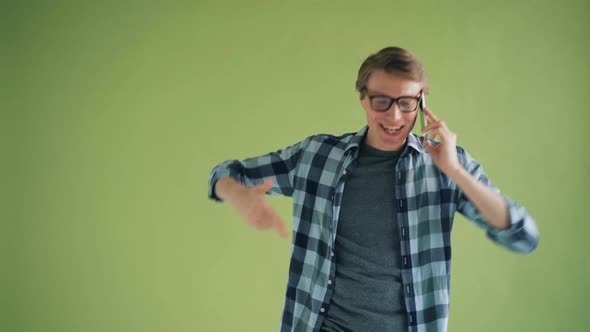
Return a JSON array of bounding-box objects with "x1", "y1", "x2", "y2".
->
[{"x1": 208, "y1": 126, "x2": 539, "y2": 332}]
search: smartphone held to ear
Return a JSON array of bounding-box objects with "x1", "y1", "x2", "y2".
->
[{"x1": 419, "y1": 91, "x2": 428, "y2": 143}]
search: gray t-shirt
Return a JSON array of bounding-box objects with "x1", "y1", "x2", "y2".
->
[{"x1": 320, "y1": 141, "x2": 407, "y2": 332}]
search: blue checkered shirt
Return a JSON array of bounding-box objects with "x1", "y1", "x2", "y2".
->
[{"x1": 208, "y1": 126, "x2": 539, "y2": 332}]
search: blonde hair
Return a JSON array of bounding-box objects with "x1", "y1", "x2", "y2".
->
[{"x1": 355, "y1": 46, "x2": 429, "y2": 96}]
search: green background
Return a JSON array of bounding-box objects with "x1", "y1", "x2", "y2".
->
[{"x1": 4, "y1": 1, "x2": 589, "y2": 331}]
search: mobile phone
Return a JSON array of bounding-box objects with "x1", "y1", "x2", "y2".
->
[{"x1": 419, "y1": 91, "x2": 428, "y2": 143}]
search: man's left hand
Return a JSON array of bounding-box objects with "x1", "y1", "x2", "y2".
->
[{"x1": 420, "y1": 107, "x2": 461, "y2": 175}]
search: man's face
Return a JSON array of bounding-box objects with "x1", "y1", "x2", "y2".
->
[{"x1": 359, "y1": 70, "x2": 423, "y2": 151}]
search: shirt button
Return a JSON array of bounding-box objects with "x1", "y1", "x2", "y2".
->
[
  {"x1": 320, "y1": 308, "x2": 325, "y2": 313},
  {"x1": 331, "y1": 251, "x2": 334, "y2": 257},
  {"x1": 328, "y1": 279, "x2": 332, "y2": 285},
  {"x1": 342, "y1": 170, "x2": 347, "y2": 175}
]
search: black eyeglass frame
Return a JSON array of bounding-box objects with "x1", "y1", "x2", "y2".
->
[{"x1": 365, "y1": 89, "x2": 424, "y2": 113}]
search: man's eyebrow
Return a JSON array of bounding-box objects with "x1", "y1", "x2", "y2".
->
[{"x1": 366, "y1": 90, "x2": 392, "y2": 97}]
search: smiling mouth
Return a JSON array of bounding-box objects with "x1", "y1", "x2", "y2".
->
[{"x1": 380, "y1": 124, "x2": 403, "y2": 133}]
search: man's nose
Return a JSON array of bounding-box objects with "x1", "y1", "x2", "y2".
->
[{"x1": 385, "y1": 103, "x2": 403, "y2": 120}]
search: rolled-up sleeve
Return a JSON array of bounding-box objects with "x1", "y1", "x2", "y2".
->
[
  {"x1": 455, "y1": 147, "x2": 540, "y2": 254},
  {"x1": 208, "y1": 137, "x2": 311, "y2": 202}
]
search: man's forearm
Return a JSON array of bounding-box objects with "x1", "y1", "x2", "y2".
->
[{"x1": 447, "y1": 166, "x2": 510, "y2": 230}]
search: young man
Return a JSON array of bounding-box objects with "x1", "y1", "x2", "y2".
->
[{"x1": 208, "y1": 47, "x2": 539, "y2": 332}]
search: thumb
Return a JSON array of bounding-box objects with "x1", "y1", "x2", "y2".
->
[
  {"x1": 423, "y1": 140, "x2": 435, "y2": 154},
  {"x1": 257, "y1": 178, "x2": 273, "y2": 193}
]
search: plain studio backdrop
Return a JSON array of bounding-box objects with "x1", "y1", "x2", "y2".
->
[{"x1": 3, "y1": 1, "x2": 589, "y2": 331}]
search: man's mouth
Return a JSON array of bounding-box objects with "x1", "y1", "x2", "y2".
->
[{"x1": 380, "y1": 124, "x2": 403, "y2": 135}]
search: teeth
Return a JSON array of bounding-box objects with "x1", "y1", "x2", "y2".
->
[{"x1": 383, "y1": 125, "x2": 401, "y2": 133}]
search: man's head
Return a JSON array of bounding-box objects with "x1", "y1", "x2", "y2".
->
[{"x1": 356, "y1": 47, "x2": 429, "y2": 151}]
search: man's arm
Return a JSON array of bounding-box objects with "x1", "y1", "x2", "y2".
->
[
  {"x1": 208, "y1": 137, "x2": 312, "y2": 238},
  {"x1": 446, "y1": 165, "x2": 509, "y2": 230},
  {"x1": 421, "y1": 107, "x2": 539, "y2": 253},
  {"x1": 208, "y1": 137, "x2": 310, "y2": 202},
  {"x1": 451, "y1": 148, "x2": 539, "y2": 253}
]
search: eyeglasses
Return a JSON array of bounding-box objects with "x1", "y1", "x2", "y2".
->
[{"x1": 367, "y1": 91, "x2": 422, "y2": 113}]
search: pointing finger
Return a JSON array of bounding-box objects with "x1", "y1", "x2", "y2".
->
[
  {"x1": 264, "y1": 208, "x2": 288, "y2": 238},
  {"x1": 273, "y1": 218, "x2": 289, "y2": 239},
  {"x1": 424, "y1": 107, "x2": 439, "y2": 122}
]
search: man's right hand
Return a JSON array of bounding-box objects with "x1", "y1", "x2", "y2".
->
[{"x1": 214, "y1": 177, "x2": 289, "y2": 239}]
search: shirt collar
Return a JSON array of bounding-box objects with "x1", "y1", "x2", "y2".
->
[
  {"x1": 344, "y1": 125, "x2": 427, "y2": 156},
  {"x1": 406, "y1": 132, "x2": 427, "y2": 155},
  {"x1": 343, "y1": 126, "x2": 368, "y2": 154}
]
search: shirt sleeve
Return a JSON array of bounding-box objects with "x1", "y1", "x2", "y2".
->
[
  {"x1": 455, "y1": 147, "x2": 540, "y2": 254},
  {"x1": 207, "y1": 136, "x2": 312, "y2": 202}
]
